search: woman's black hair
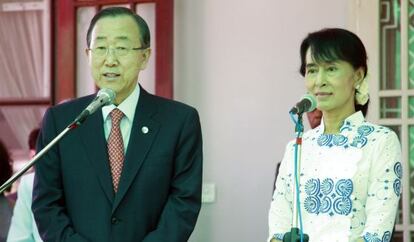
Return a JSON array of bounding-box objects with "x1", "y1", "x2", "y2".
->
[
  {"x1": 0, "y1": 139, "x2": 13, "y2": 194},
  {"x1": 86, "y1": 7, "x2": 150, "y2": 49},
  {"x1": 299, "y1": 28, "x2": 369, "y2": 116}
]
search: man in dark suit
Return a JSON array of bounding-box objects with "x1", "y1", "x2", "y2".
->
[{"x1": 32, "y1": 7, "x2": 202, "y2": 242}]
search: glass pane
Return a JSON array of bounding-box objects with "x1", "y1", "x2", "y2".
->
[
  {"x1": 396, "y1": 192, "x2": 403, "y2": 224},
  {"x1": 76, "y1": 7, "x2": 96, "y2": 97},
  {"x1": 409, "y1": 0, "x2": 414, "y2": 89},
  {"x1": 380, "y1": 97, "x2": 401, "y2": 118},
  {"x1": 136, "y1": 3, "x2": 156, "y2": 94},
  {"x1": 380, "y1": 0, "x2": 401, "y2": 90},
  {"x1": 392, "y1": 231, "x2": 403, "y2": 242},
  {"x1": 388, "y1": 125, "x2": 401, "y2": 140},
  {"x1": 409, "y1": 125, "x2": 414, "y2": 224},
  {"x1": 0, "y1": 106, "x2": 47, "y2": 170},
  {"x1": 101, "y1": 4, "x2": 129, "y2": 9},
  {"x1": 409, "y1": 97, "x2": 414, "y2": 117}
]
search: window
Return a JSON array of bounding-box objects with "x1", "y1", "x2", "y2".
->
[
  {"x1": 0, "y1": 0, "x2": 51, "y2": 167},
  {"x1": 350, "y1": 0, "x2": 414, "y2": 240}
]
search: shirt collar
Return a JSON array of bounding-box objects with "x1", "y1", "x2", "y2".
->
[
  {"x1": 317, "y1": 111, "x2": 365, "y2": 134},
  {"x1": 102, "y1": 84, "x2": 140, "y2": 122}
]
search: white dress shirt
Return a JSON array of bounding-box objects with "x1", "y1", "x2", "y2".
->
[{"x1": 102, "y1": 83, "x2": 140, "y2": 153}]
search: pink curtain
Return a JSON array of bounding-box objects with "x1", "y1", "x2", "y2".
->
[{"x1": 0, "y1": 10, "x2": 48, "y2": 150}]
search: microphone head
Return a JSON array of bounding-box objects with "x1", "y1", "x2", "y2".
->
[
  {"x1": 302, "y1": 93, "x2": 317, "y2": 112},
  {"x1": 73, "y1": 88, "x2": 117, "y2": 125},
  {"x1": 97, "y1": 88, "x2": 116, "y2": 105},
  {"x1": 289, "y1": 93, "x2": 317, "y2": 115}
]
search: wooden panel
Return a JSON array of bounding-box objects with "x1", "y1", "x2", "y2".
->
[
  {"x1": 55, "y1": 0, "x2": 76, "y2": 102},
  {"x1": 74, "y1": 0, "x2": 155, "y2": 7},
  {"x1": 0, "y1": 98, "x2": 51, "y2": 106},
  {"x1": 155, "y1": 0, "x2": 173, "y2": 98}
]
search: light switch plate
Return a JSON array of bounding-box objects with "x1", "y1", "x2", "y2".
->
[{"x1": 202, "y1": 183, "x2": 216, "y2": 203}]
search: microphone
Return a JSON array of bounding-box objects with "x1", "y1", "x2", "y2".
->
[
  {"x1": 71, "y1": 88, "x2": 116, "y2": 126},
  {"x1": 289, "y1": 94, "x2": 317, "y2": 115}
]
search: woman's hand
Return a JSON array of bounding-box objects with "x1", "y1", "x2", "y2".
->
[{"x1": 270, "y1": 239, "x2": 282, "y2": 242}]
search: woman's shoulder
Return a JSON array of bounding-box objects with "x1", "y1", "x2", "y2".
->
[
  {"x1": 356, "y1": 121, "x2": 400, "y2": 149},
  {"x1": 358, "y1": 121, "x2": 397, "y2": 137}
]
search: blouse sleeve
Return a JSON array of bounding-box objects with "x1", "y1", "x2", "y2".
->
[
  {"x1": 361, "y1": 130, "x2": 402, "y2": 241},
  {"x1": 267, "y1": 141, "x2": 295, "y2": 242},
  {"x1": 7, "y1": 174, "x2": 34, "y2": 242}
]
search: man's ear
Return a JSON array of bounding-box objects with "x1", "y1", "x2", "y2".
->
[{"x1": 138, "y1": 48, "x2": 152, "y2": 70}]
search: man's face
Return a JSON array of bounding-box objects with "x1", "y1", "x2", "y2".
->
[
  {"x1": 306, "y1": 109, "x2": 322, "y2": 129},
  {"x1": 87, "y1": 15, "x2": 151, "y2": 104}
]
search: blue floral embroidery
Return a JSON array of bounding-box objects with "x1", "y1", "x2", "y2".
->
[
  {"x1": 318, "y1": 124, "x2": 374, "y2": 148},
  {"x1": 348, "y1": 124, "x2": 375, "y2": 148},
  {"x1": 382, "y1": 231, "x2": 391, "y2": 242},
  {"x1": 304, "y1": 196, "x2": 321, "y2": 214},
  {"x1": 339, "y1": 121, "x2": 352, "y2": 132},
  {"x1": 317, "y1": 134, "x2": 333, "y2": 146},
  {"x1": 320, "y1": 196, "x2": 332, "y2": 213},
  {"x1": 304, "y1": 178, "x2": 353, "y2": 216},
  {"x1": 393, "y1": 179, "x2": 401, "y2": 197},
  {"x1": 274, "y1": 233, "x2": 284, "y2": 240},
  {"x1": 333, "y1": 197, "x2": 352, "y2": 215},
  {"x1": 357, "y1": 125, "x2": 375, "y2": 136},
  {"x1": 335, "y1": 179, "x2": 353, "y2": 196},
  {"x1": 394, "y1": 162, "x2": 402, "y2": 179},
  {"x1": 350, "y1": 136, "x2": 368, "y2": 148},
  {"x1": 333, "y1": 135, "x2": 348, "y2": 146},
  {"x1": 393, "y1": 162, "x2": 402, "y2": 197},
  {"x1": 305, "y1": 179, "x2": 320, "y2": 196},
  {"x1": 363, "y1": 231, "x2": 391, "y2": 242},
  {"x1": 321, "y1": 178, "x2": 334, "y2": 195},
  {"x1": 317, "y1": 134, "x2": 348, "y2": 147}
]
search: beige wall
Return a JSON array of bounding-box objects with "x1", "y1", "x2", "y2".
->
[{"x1": 174, "y1": 1, "x2": 350, "y2": 241}]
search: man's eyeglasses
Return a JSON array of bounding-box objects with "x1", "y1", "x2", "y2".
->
[{"x1": 87, "y1": 46, "x2": 148, "y2": 57}]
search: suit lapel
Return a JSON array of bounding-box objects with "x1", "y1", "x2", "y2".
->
[
  {"x1": 112, "y1": 89, "x2": 160, "y2": 212},
  {"x1": 79, "y1": 109, "x2": 114, "y2": 203}
]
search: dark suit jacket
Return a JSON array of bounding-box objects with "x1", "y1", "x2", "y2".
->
[{"x1": 32, "y1": 88, "x2": 203, "y2": 242}]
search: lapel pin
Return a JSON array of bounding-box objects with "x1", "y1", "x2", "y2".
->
[{"x1": 141, "y1": 126, "x2": 149, "y2": 134}]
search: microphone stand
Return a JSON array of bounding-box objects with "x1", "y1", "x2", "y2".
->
[
  {"x1": 0, "y1": 89, "x2": 115, "y2": 194},
  {"x1": 283, "y1": 113, "x2": 309, "y2": 242},
  {"x1": 0, "y1": 121, "x2": 80, "y2": 194}
]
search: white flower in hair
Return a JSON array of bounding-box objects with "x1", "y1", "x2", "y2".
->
[{"x1": 355, "y1": 78, "x2": 369, "y2": 105}]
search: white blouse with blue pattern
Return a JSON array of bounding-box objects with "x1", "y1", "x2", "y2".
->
[{"x1": 268, "y1": 111, "x2": 402, "y2": 242}]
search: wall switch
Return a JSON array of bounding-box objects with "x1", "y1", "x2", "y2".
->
[{"x1": 202, "y1": 183, "x2": 216, "y2": 203}]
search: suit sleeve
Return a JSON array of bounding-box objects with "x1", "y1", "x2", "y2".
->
[
  {"x1": 142, "y1": 108, "x2": 203, "y2": 242},
  {"x1": 32, "y1": 108, "x2": 89, "y2": 242}
]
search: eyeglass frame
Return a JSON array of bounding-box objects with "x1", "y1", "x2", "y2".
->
[{"x1": 86, "y1": 45, "x2": 149, "y2": 57}]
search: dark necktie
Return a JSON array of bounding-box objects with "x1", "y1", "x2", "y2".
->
[{"x1": 107, "y1": 108, "x2": 124, "y2": 192}]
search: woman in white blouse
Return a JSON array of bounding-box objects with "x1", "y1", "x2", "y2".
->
[{"x1": 268, "y1": 28, "x2": 402, "y2": 242}]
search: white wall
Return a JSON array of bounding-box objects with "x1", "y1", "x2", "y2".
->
[{"x1": 174, "y1": 1, "x2": 349, "y2": 241}]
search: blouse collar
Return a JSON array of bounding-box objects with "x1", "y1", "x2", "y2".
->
[{"x1": 316, "y1": 111, "x2": 365, "y2": 134}]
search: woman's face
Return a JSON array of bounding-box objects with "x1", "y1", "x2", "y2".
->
[{"x1": 304, "y1": 48, "x2": 363, "y2": 116}]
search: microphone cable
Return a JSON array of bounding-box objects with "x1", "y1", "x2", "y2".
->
[{"x1": 289, "y1": 112, "x2": 305, "y2": 242}]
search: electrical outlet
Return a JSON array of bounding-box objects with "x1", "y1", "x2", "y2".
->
[{"x1": 202, "y1": 183, "x2": 216, "y2": 203}]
